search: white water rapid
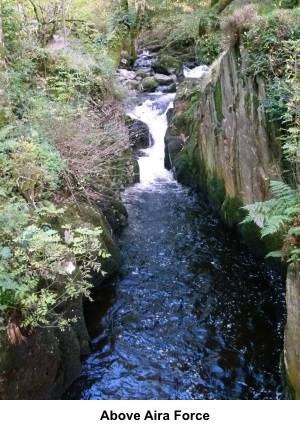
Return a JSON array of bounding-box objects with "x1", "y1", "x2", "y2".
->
[
  {"x1": 128, "y1": 93, "x2": 175, "y2": 187},
  {"x1": 183, "y1": 65, "x2": 209, "y2": 78}
]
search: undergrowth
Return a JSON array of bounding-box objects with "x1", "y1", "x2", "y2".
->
[
  {"x1": 240, "y1": 7, "x2": 300, "y2": 263},
  {"x1": 0, "y1": 1, "x2": 134, "y2": 341}
]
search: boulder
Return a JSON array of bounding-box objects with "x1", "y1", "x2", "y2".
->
[
  {"x1": 154, "y1": 73, "x2": 175, "y2": 85},
  {"x1": 140, "y1": 76, "x2": 159, "y2": 91},
  {"x1": 125, "y1": 79, "x2": 140, "y2": 90},
  {"x1": 126, "y1": 116, "x2": 152, "y2": 151},
  {"x1": 160, "y1": 83, "x2": 177, "y2": 94},
  {"x1": 136, "y1": 69, "x2": 150, "y2": 79},
  {"x1": 152, "y1": 55, "x2": 183, "y2": 76},
  {"x1": 166, "y1": 107, "x2": 174, "y2": 124},
  {"x1": 117, "y1": 69, "x2": 136, "y2": 80},
  {"x1": 164, "y1": 130, "x2": 184, "y2": 170}
]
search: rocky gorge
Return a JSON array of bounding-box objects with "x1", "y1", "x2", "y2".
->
[
  {"x1": 112, "y1": 34, "x2": 300, "y2": 398},
  {"x1": 1, "y1": 2, "x2": 299, "y2": 399}
]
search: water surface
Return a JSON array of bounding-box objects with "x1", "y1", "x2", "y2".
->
[{"x1": 64, "y1": 92, "x2": 286, "y2": 400}]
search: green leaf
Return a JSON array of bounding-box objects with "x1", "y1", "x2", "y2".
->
[
  {"x1": 266, "y1": 251, "x2": 282, "y2": 259},
  {"x1": 0, "y1": 275, "x2": 19, "y2": 291},
  {"x1": 0, "y1": 247, "x2": 13, "y2": 260},
  {"x1": 0, "y1": 187, "x2": 7, "y2": 197},
  {"x1": 288, "y1": 226, "x2": 300, "y2": 236}
]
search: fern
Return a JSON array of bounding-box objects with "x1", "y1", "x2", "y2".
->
[
  {"x1": 266, "y1": 250, "x2": 282, "y2": 259},
  {"x1": 268, "y1": 181, "x2": 298, "y2": 201},
  {"x1": 261, "y1": 215, "x2": 291, "y2": 237},
  {"x1": 288, "y1": 226, "x2": 300, "y2": 236},
  {"x1": 242, "y1": 180, "x2": 300, "y2": 261},
  {"x1": 242, "y1": 33, "x2": 300, "y2": 262}
]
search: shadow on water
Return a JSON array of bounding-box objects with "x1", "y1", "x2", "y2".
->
[{"x1": 64, "y1": 91, "x2": 286, "y2": 400}]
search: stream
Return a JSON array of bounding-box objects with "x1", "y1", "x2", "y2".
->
[{"x1": 64, "y1": 80, "x2": 286, "y2": 400}]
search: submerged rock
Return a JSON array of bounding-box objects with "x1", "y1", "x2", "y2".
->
[{"x1": 160, "y1": 83, "x2": 177, "y2": 94}]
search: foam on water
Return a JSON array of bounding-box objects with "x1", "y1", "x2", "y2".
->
[
  {"x1": 183, "y1": 65, "x2": 209, "y2": 78},
  {"x1": 128, "y1": 93, "x2": 175, "y2": 188}
]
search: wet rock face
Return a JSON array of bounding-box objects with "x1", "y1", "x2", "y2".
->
[
  {"x1": 126, "y1": 116, "x2": 152, "y2": 151},
  {"x1": 165, "y1": 47, "x2": 282, "y2": 229},
  {"x1": 284, "y1": 264, "x2": 300, "y2": 399},
  {"x1": 0, "y1": 296, "x2": 91, "y2": 400},
  {"x1": 0, "y1": 329, "x2": 64, "y2": 399}
]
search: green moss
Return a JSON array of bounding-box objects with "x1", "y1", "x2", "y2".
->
[
  {"x1": 108, "y1": 25, "x2": 131, "y2": 67},
  {"x1": 55, "y1": 327, "x2": 81, "y2": 389},
  {"x1": 221, "y1": 195, "x2": 245, "y2": 227},
  {"x1": 0, "y1": 110, "x2": 8, "y2": 127},
  {"x1": 280, "y1": 0, "x2": 299, "y2": 9},
  {"x1": 141, "y1": 76, "x2": 158, "y2": 91},
  {"x1": 0, "y1": 329, "x2": 63, "y2": 399},
  {"x1": 237, "y1": 217, "x2": 284, "y2": 258},
  {"x1": 213, "y1": 80, "x2": 224, "y2": 123},
  {"x1": 174, "y1": 150, "x2": 192, "y2": 185},
  {"x1": 253, "y1": 93, "x2": 261, "y2": 112},
  {"x1": 152, "y1": 55, "x2": 182, "y2": 75},
  {"x1": 206, "y1": 173, "x2": 226, "y2": 210},
  {"x1": 171, "y1": 84, "x2": 202, "y2": 139}
]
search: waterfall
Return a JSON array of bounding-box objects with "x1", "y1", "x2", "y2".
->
[
  {"x1": 128, "y1": 93, "x2": 175, "y2": 187},
  {"x1": 183, "y1": 65, "x2": 209, "y2": 78}
]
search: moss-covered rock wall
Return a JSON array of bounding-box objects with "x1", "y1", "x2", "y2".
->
[
  {"x1": 284, "y1": 263, "x2": 300, "y2": 399},
  {"x1": 165, "y1": 46, "x2": 282, "y2": 253}
]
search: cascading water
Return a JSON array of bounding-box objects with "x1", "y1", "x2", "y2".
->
[
  {"x1": 128, "y1": 93, "x2": 175, "y2": 185},
  {"x1": 183, "y1": 65, "x2": 210, "y2": 78},
  {"x1": 64, "y1": 82, "x2": 286, "y2": 400}
]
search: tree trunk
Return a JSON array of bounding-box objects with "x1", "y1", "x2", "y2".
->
[
  {"x1": 109, "y1": 0, "x2": 145, "y2": 67},
  {"x1": 211, "y1": 0, "x2": 234, "y2": 14}
]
